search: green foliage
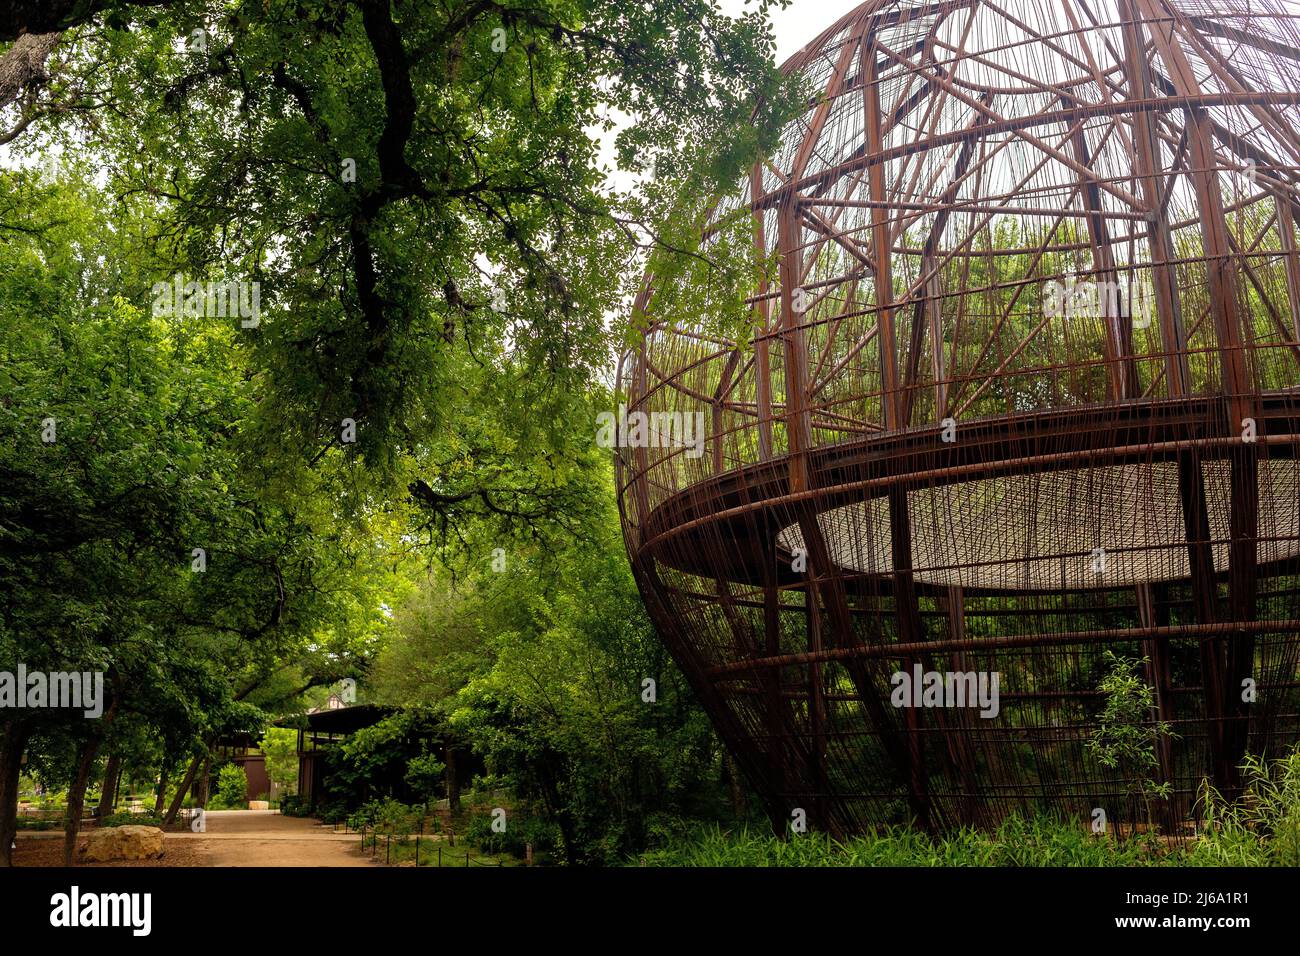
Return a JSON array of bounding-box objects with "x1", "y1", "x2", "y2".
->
[
  {"x1": 15, "y1": 0, "x2": 1295, "y2": 874},
  {"x1": 464, "y1": 811, "x2": 559, "y2": 859},
  {"x1": 23, "y1": 0, "x2": 800, "y2": 498},
  {"x1": 211, "y1": 764, "x2": 249, "y2": 809},
  {"x1": 370, "y1": 488, "x2": 741, "y2": 865},
  {"x1": 1188, "y1": 750, "x2": 1300, "y2": 866},
  {"x1": 259, "y1": 728, "x2": 299, "y2": 796},
  {"x1": 636, "y1": 817, "x2": 1174, "y2": 867},
  {"x1": 403, "y1": 752, "x2": 445, "y2": 800},
  {"x1": 0, "y1": 167, "x2": 397, "y2": 861},
  {"x1": 0, "y1": 0, "x2": 800, "y2": 864},
  {"x1": 348, "y1": 797, "x2": 422, "y2": 843},
  {"x1": 323, "y1": 712, "x2": 441, "y2": 809},
  {"x1": 644, "y1": 749, "x2": 1300, "y2": 867},
  {"x1": 97, "y1": 810, "x2": 162, "y2": 829},
  {"x1": 13, "y1": 818, "x2": 61, "y2": 831},
  {"x1": 279, "y1": 795, "x2": 310, "y2": 818},
  {"x1": 1086, "y1": 651, "x2": 1178, "y2": 831},
  {"x1": 315, "y1": 799, "x2": 351, "y2": 825}
]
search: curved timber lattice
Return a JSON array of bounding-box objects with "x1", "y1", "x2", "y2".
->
[{"x1": 616, "y1": 0, "x2": 1300, "y2": 836}]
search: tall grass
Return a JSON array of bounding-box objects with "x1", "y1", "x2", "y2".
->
[
  {"x1": 636, "y1": 817, "x2": 1167, "y2": 867},
  {"x1": 637, "y1": 748, "x2": 1300, "y2": 867},
  {"x1": 1184, "y1": 750, "x2": 1300, "y2": 867}
]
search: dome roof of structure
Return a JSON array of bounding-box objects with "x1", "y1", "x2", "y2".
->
[{"x1": 620, "y1": 0, "x2": 1300, "y2": 594}]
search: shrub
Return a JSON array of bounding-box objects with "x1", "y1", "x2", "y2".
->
[
  {"x1": 319, "y1": 801, "x2": 348, "y2": 825},
  {"x1": 210, "y1": 764, "x2": 248, "y2": 809},
  {"x1": 464, "y1": 811, "x2": 557, "y2": 858},
  {"x1": 349, "y1": 798, "x2": 423, "y2": 841},
  {"x1": 346, "y1": 802, "x2": 378, "y2": 831},
  {"x1": 98, "y1": 810, "x2": 162, "y2": 829},
  {"x1": 279, "y1": 794, "x2": 311, "y2": 817},
  {"x1": 14, "y1": 818, "x2": 60, "y2": 831}
]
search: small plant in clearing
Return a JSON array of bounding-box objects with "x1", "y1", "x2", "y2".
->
[{"x1": 1087, "y1": 650, "x2": 1178, "y2": 838}]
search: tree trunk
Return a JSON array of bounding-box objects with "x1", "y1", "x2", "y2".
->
[
  {"x1": 194, "y1": 755, "x2": 210, "y2": 807},
  {"x1": 0, "y1": 32, "x2": 61, "y2": 111},
  {"x1": 63, "y1": 736, "x2": 103, "y2": 865},
  {"x1": 163, "y1": 754, "x2": 202, "y2": 826},
  {"x1": 96, "y1": 752, "x2": 122, "y2": 818},
  {"x1": 0, "y1": 722, "x2": 30, "y2": 868},
  {"x1": 153, "y1": 764, "x2": 170, "y2": 817},
  {"x1": 723, "y1": 752, "x2": 746, "y2": 820},
  {"x1": 536, "y1": 756, "x2": 577, "y2": 866},
  {"x1": 445, "y1": 746, "x2": 460, "y2": 812}
]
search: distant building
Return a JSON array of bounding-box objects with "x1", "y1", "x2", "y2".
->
[{"x1": 307, "y1": 693, "x2": 348, "y2": 714}]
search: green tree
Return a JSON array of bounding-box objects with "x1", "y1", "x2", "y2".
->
[
  {"x1": 370, "y1": 478, "x2": 738, "y2": 864},
  {"x1": 0, "y1": 169, "x2": 395, "y2": 863},
  {"x1": 259, "y1": 727, "x2": 299, "y2": 798},
  {"x1": 1087, "y1": 650, "x2": 1178, "y2": 837}
]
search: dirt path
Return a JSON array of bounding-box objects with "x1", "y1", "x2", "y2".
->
[
  {"x1": 175, "y1": 810, "x2": 374, "y2": 866},
  {"x1": 14, "y1": 810, "x2": 375, "y2": 867}
]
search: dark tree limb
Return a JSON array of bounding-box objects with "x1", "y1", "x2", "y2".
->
[
  {"x1": 0, "y1": 30, "x2": 59, "y2": 109},
  {"x1": 0, "y1": 1, "x2": 169, "y2": 43}
]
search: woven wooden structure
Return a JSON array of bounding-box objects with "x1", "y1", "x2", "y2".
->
[{"x1": 616, "y1": 0, "x2": 1300, "y2": 835}]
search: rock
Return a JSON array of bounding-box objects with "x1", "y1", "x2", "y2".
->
[
  {"x1": 84, "y1": 825, "x2": 165, "y2": 862},
  {"x1": 249, "y1": 801, "x2": 269, "y2": 811}
]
